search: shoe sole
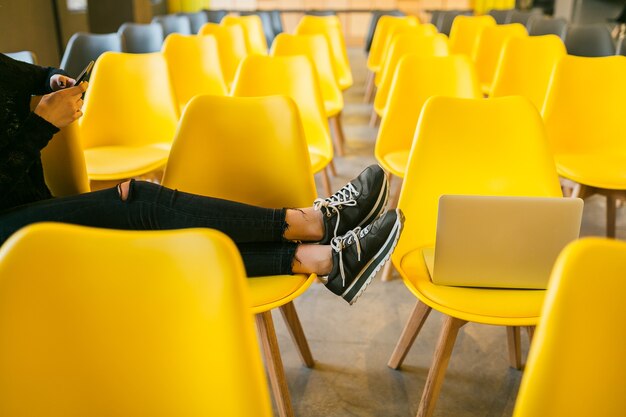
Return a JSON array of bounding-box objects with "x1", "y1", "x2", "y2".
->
[
  {"x1": 342, "y1": 209, "x2": 404, "y2": 305},
  {"x1": 355, "y1": 167, "x2": 390, "y2": 229}
]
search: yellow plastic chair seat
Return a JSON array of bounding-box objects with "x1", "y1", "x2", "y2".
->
[
  {"x1": 380, "y1": 150, "x2": 409, "y2": 178},
  {"x1": 556, "y1": 154, "x2": 626, "y2": 190},
  {"x1": 308, "y1": 148, "x2": 332, "y2": 174},
  {"x1": 248, "y1": 274, "x2": 317, "y2": 314},
  {"x1": 84, "y1": 144, "x2": 170, "y2": 181},
  {"x1": 399, "y1": 248, "x2": 545, "y2": 325}
]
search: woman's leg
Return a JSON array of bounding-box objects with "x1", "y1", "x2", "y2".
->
[
  {"x1": 0, "y1": 180, "x2": 323, "y2": 245},
  {"x1": 238, "y1": 242, "x2": 332, "y2": 277}
]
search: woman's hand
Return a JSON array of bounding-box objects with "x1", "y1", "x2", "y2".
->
[
  {"x1": 50, "y1": 74, "x2": 76, "y2": 91},
  {"x1": 34, "y1": 82, "x2": 88, "y2": 128}
]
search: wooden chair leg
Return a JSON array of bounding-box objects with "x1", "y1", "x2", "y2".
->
[
  {"x1": 321, "y1": 168, "x2": 332, "y2": 197},
  {"x1": 329, "y1": 115, "x2": 345, "y2": 157},
  {"x1": 525, "y1": 326, "x2": 535, "y2": 344},
  {"x1": 369, "y1": 109, "x2": 380, "y2": 128},
  {"x1": 380, "y1": 260, "x2": 395, "y2": 282},
  {"x1": 329, "y1": 158, "x2": 337, "y2": 176},
  {"x1": 279, "y1": 301, "x2": 315, "y2": 368},
  {"x1": 388, "y1": 301, "x2": 432, "y2": 369},
  {"x1": 389, "y1": 175, "x2": 402, "y2": 209},
  {"x1": 506, "y1": 326, "x2": 522, "y2": 370},
  {"x1": 607, "y1": 193, "x2": 617, "y2": 238},
  {"x1": 416, "y1": 316, "x2": 466, "y2": 417},
  {"x1": 256, "y1": 311, "x2": 294, "y2": 417},
  {"x1": 364, "y1": 71, "x2": 375, "y2": 103}
]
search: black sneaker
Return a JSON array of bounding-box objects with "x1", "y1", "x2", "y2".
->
[
  {"x1": 314, "y1": 164, "x2": 389, "y2": 245},
  {"x1": 325, "y1": 209, "x2": 404, "y2": 305}
]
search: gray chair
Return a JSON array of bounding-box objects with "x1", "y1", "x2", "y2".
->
[
  {"x1": 60, "y1": 32, "x2": 123, "y2": 78},
  {"x1": 152, "y1": 14, "x2": 192, "y2": 37},
  {"x1": 305, "y1": 10, "x2": 337, "y2": 16},
  {"x1": 4, "y1": 50, "x2": 38, "y2": 64},
  {"x1": 616, "y1": 36, "x2": 626, "y2": 56},
  {"x1": 241, "y1": 11, "x2": 276, "y2": 47},
  {"x1": 118, "y1": 23, "x2": 164, "y2": 54},
  {"x1": 181, "y1": 11, "x2": 208, "y2": 34},
  {"x1": 206, "y1": 9, "x2": 228, "y2": 24},
  {"x1": 488, "y1": 8, "x2": 514, "y2": 24},
  {"x1": 528, "y1": 15, "x2": 568, "y2": 40},
  {"x1": 269, "y1": 10, "x2": 283, "y2": 37},
  {"x1": 364, "y1": 9, "x2": 405, "y2": 53},
  {"x1": 565, "y1": 24, "x2": 615, "y2": 57},
  {"x1": 509, "y1": 9, "x2": 542, "y2": 28},
  {"x1": 439, "y1": 10, "x2": 472, "y2": 36},
  {"x1": 430, "y1": 10, "x2": 444, "y2": 29}
]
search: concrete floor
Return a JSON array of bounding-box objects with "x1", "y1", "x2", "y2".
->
[{"x1": 267, "y1": 46, "x2": 624, "y2": 417}]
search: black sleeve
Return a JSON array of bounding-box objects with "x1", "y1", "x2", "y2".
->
[
  {"x1": 0, "y1": 112, "x2": 59, "y2": 196},
  {"x1": 0, "y1": 53, "x2": 68, "y2": 96}
]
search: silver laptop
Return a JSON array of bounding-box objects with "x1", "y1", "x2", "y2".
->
[{"x1": 423, "y1": 195, "x2": 583, "y2": 289}]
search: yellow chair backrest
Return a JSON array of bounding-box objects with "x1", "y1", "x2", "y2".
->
[
  {"x1": 375, "y1": 24, "x2": 439, "y2": 86},
  {"x1": 448, "y1": 14, "x2": 496, "y2": 57},
  {"x1": 366, "y1": 15, "x2": 418, "y2": 71},
  {"x1": 199, "y1": 22, "x2": 248, "y2": 88},
  {"x1": 490, "y1": 35, "x2": 566, "y2": 110},
  {"x1": 473, "y1": 23, "x2": 528, "y2": 93},
  {"x1": 0, "y1": 223, "x2": 272, "y2": 417},
  {"x1": 374, "y1": 32, "x2": 449, "y2": 117},
  {"x1": 231, "y1": 54, "x2": 333, "y2": 163},
  {"x1": 162, "y1": 33, "x2": 228, "y2": 112},
  {"x1": 222, "y1": 15, "x2": 268, "y2": 55},
  {"x1": 270, "y1": 33, "x2": 343, "y2": 117},
  {"x1": 542, "y1": 55, "x2": 626, "y2": 154},
  {"x1": 162, "y1": 94, "x2": 317, "y2": 206},
  {"x1": 294, "y1": 15, "x2": 354, "y2": 90},
  {"x1": 393, "y1": 96, "x2": 561, "y2": 261},
  {"x1": 41, "y1": 122, "x2": 90, "y2": 196},
  {"x1": 375, "y1": 55, "x2": 481, "y2": 178},
  {"x1": 79, "y1": 52, "x2": 179, "y2": 149},
  {"x1": 513, "y1": 237, "x2": 626, "y2": 417}
]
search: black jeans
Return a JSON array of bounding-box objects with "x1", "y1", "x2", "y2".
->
[{"x1": 0, "y1": 180, "x2": 298, "y2": 276}]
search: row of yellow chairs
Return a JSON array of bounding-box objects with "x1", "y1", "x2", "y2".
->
[
  {"x1": 65, "y1": 14, "x2": 354, "y2": 197},
  {"x1": 7, "y1": 95, "x2": 625, "y2": 417},
  {"x1": 370, "y1": 15, "x2": 626, "y2": 239}
]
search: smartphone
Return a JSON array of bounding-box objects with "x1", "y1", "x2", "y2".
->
[{"x1": 75, "y1": 60, "x2": 94, "y2": 85}]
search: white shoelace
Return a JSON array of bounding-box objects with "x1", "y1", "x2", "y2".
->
[
  {"x1": 313, "y1": 182, "x2": 359, "y2": 239},
  {"x1": 330, "y1": 225, "x2": 370, "y2": 287}
]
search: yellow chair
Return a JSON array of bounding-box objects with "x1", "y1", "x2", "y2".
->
[
  {"x1": 271, "y1": 33, "x2": 346, "y2": 156},
  {"x1": 387, "y1": 96, "x2": 562, "y2": 417},
  {"x1": 375, "y1": 55, "x2": 480, "y2": 180},
  {"x1": 294, "y1": 15, "x2": 354, "y2": 91},
  {"x1": 473, "y1": 23, "x2": 528, "y2": 95},
  {"x1": 490, "y1": 35, "x2": 566, "y2": 110},
  {"x1": 222, "y1": 14, "x2": 268, "y2": 56},
  {"x1": 373, "y1": 32, "x2": 449, "y2": 118},
  {"x1": 78, "y1": 51, "x2": 179, "y2": 186},
  {"x1": 542, "y1": 55, "x2": 626, "y2": 238},
  {"x1": 161, "y1": 95, "x2": 317, "y2": 417},
  {"x1": 231, "y1": 54, "x2": 335, "y2": 196},
  {"x1": 41, "y1": 122, "x2": 90, "y2": 197},
  {"x1": 363, "y1": 15, "x2": 420, "y2": 101},
  {"x1": 513, "y1": 237, "x2": 626, "y2": 417},
  {"x1": 448, "y1": 14, "x2": 496, "y2": 57},
  {"x1": 374, "y1": 24, "x2": 439, "y2": 90},
  {"x1": 0, "y1": 223, "x2": 272, "y2": 417},
  {"x1": 198, "y1": 22, "x2": 248, "y2": 89},
  {"x1": 162, "y1": 33, "x2": 228, "y2": 112}
]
